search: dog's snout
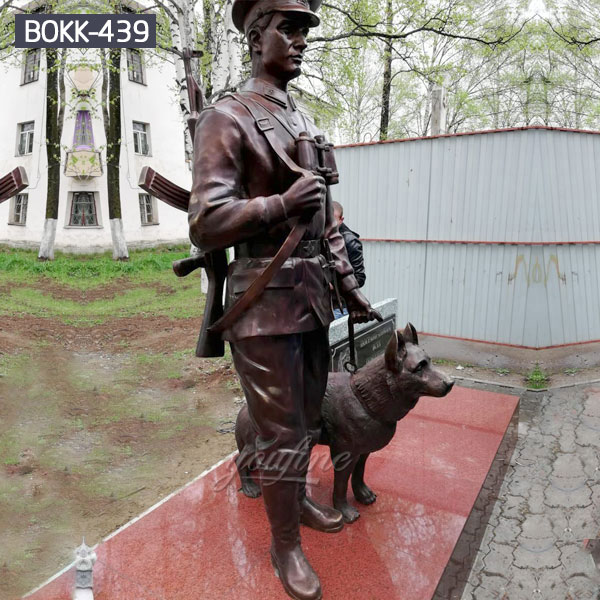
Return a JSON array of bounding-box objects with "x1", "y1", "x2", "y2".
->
[{"x1": 445, "y1": 378, "x2": 455, "y2": 392}]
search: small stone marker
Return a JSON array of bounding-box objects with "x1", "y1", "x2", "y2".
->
[
  {"x1": 329, "y1": 298, "x2": 397, "y2": 372},
  {"x1": 74, "y1": 539, "x2": 96, "y2": 600}
]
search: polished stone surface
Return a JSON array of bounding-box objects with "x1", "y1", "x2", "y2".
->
[
  {"x1": 328, "y1": 297, "x2": 397, "y2": 346},
  {"x1": 26, "y1": 386, "x2": 518, "y2": 600}
]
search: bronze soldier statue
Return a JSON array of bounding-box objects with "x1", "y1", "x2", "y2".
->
[{"x1": 188, "y1": 1, "x2": 380, "y2": 598}]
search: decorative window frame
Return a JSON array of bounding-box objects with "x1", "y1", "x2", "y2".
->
[
  {"x1": 72, "y1": 110, "x2": 95, "y2": 150},
  {"x1": 16, "y1": 121, "x2": 35, "y2": 156},
  {"x1": 133, "y1": 121, "x2": 151, "y2": 156},
  {"x1": 21, "y1": 49, "x2": 41, "y2": 85},
  {"x1": 126, "y1": 49, "x2": 146, "y2": 85},
  {"x1": 139, "y1": 193, "x2": 159, "y2": 226},
  {"x1": 8, "y1": 193, "x2": 28, "y2": 226},
  {"x1": 64, "y1": 191, "x2": 103, "y2": 228}
]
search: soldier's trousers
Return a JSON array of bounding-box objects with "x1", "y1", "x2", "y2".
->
[{"x1": 231, "y1": 327, "x2": 330, "y2": 480}]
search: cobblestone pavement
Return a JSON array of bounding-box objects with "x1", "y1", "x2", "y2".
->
[{"x1": 462, "y1": 385, "x2": 600, "y2": 600}]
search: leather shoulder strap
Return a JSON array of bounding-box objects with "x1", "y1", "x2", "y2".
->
[{"x1": 228, "y1": 93, "x2": 311, "y2": 180}]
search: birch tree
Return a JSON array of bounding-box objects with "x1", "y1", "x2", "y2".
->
[{"x1": 101, "y1": 47, "x2": 129, "y2": 260}]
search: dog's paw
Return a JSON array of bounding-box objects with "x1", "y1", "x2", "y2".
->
[
  {"x1": 334, "y1": 500, "x2": 360, "y2": 523},
  {"x1": 353, "y1": 484, "x2": 377, "y2": 505},
  {"x1": 240, "y1": 480, "x2": 261, "y2": 498}
]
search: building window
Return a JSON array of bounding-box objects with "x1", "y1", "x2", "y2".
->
[
  {"x1": 73, "y1": 110, "x2": 94, "y2": 150},
  {"x1": 21, "y1": 49, "x2": 41, "y2": 84},
  {"x1": 69, "y1": 192, "x2": 98, "y2": 226},
  {"x1": 127, "y1": 49, "x2": 145, "y2": 84},
  {"x1": 9, "y1": 194, "x2": 28, "y2": 225},
  {"x1": 133, "y1": 121, "x2": 150, "y2": 155},
  {"x1": 17, "y1": 121, "x2": 34, "y2": 156},
  {"x1": 139, "y1": 194, "x2": 158, "y2": 225}
]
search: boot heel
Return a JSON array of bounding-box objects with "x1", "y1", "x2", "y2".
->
[{"x1": 270, "y1": 553, "x2": 280, "y2": 579}]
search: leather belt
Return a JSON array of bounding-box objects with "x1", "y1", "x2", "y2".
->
[{"x1": 235, "y1": 239, "x2": 322, "y2": 260}]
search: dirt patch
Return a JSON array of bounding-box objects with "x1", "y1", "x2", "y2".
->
[
  {"x1": 0, "y1": 278, "x2": 176, "y2": 302},
  {"x1": 0, "y1": 327, "x2": 239, "y2": 599},
  {"x1": 0, "y1": 314, "x2": 202, "y2": 354}
]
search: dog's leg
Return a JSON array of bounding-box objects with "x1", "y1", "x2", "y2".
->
[
  {"x1": 352, "y1": 454, "x2": 377, "y2": 505},
  {"x1": 331, "y1": 451, "x2": 360, "y2": 523},
  {"x1": 235, "y1": 446, "x2": 261, "y2": 499},
  {"x1": 239, "y1": 465, "x2": 261, "y2": 498}
]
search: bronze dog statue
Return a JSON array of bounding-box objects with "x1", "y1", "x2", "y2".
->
[{"x1": 235, "y1": 323, "x2": 454, "y2": 523}]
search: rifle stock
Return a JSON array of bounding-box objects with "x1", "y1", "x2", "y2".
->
[
  {"x1": 0, "y1": 167, "x2": 28, "y2": 203},
  {"x1": 137, "y1": 166, "x2": 228, "y2": 358},
  {"x1": 196, "y1": 249, "x2": 227, "y2": 358},
  {"x1": 138, "y1": 167, "x2": 190, "y2": 212}
]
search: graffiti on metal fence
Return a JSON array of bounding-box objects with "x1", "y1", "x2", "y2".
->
[{"x1": 508, "y1": 254, "x2": 566, "y2": 287}]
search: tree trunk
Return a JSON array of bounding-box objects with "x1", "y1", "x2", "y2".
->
[
  {"x1": 212, "y1": 0, "x2": 242, "y2": 93},
  {"x1": 202, "y1": 0, "x2": 215, "y2": 99},
  {"x1": 39, "y1": 48, "x2": 62, "y2": 260},
  {"x1": 379, "y1": 0, "x2": 393, "y2": 141},
  {"x1": 104, "y1": 48, "x2": 129, "y2": 260},
  {"x1": 168, "y1": 4, "x2": 194, "y2": 164}
]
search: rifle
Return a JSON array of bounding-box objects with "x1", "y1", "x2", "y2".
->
[
  {"x1": 182, "y1": 48, "x2": 203, "y2": 144},
  {"x1": 138, "y1": 48, "x2": 228, "y2": 358},
  {"x1": 0, "y1": 167, "x2": 28, "y2": 203}
]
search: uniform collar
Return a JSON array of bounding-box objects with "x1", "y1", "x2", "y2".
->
[{"x1": 242, "y1": 78, "x2": 291, "y2": 108}]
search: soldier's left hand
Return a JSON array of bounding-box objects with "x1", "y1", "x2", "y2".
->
[{"x1": 344, "y1": 289, "x2": 383, "y2": 324}]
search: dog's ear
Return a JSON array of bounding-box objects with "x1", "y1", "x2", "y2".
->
[
  {"x1": 402, "y1": 323, "x2": 418, "y2": 345},
  {"x1": 385, "y1": 331, "x2": 406, "y2": 372}
]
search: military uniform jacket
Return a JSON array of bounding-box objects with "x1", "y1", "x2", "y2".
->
[{"x1": 188, "y1": 78, "x2": 359, "y2": 341}]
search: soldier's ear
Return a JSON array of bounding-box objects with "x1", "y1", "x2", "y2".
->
[
  {"x1": 248, "y1": 28, "x2": 263, "y2": 55},
  {"x1": 402, "y1": 323, "x2": 418, "y2": 345}
]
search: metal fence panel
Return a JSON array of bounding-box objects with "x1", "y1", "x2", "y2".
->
[{"x1": 333, "y1": 128, "x2": 600, "y2": 347}]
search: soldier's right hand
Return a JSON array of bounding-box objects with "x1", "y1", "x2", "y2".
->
[{"x1": 281, "y1": 175, "x2": 326, "y2": 218}]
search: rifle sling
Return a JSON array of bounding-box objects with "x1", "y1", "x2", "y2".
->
[{"x1": 208, "y1": 94, "x2": 314, "y2": 334}]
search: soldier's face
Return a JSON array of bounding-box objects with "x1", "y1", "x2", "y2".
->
[{"x1": 255, "y1": 13, "x2": 310, "y2": 81}]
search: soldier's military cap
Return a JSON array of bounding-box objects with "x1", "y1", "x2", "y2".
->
[{"x1": 232, "y1": 0, "x2": 322, "y2": 33}]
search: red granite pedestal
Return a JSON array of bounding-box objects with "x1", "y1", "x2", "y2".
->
[{"x1": 26, "y1": 386, "x2": 519, "y2": 600}]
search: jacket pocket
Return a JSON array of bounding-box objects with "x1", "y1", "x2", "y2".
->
[{"x1": 230, "y1": 264, "x2": 296, "y2": 295}]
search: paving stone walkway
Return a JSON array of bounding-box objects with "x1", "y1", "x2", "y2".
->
[{"x1": 462, "y1": 385, "x2": 600, "y2": 600}]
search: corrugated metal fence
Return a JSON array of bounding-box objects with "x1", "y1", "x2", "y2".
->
[{"x1": 332, "y1": 127, "x2": 600, "y2": 348}]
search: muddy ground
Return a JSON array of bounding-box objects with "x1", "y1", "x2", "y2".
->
[{"x1": 0, "y1": 280, "x2": 241, "y2": 599}]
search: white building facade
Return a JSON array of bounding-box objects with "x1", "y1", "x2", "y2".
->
[{"x1": 0, "y1": 47, "x2": 191, "y2": 253}]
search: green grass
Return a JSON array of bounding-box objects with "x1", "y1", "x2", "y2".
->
[
  {"x1": 131, "y1": 352, "x2": 191, "y2": 380},
  {"x1": 526, "y1": 364, "x2": 549, "y2": 389},
  {"x1": 0, "y1": 245, "x2": 190, "y2": 288},
  {"x1": 0, "y1": 282, "x2": 202, "y2": 323},
  {"x1": 0, "y1": 248, "x2": 205, "y2": 323}
]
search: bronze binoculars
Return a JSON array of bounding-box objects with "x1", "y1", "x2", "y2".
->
[{"x1": 296, "y1": 132, "x2": 340, "y2": 186}]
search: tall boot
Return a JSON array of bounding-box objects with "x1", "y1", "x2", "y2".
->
[
  {"x1": 298, "y1": 442, "x2": 344, "y2": 533},
  {"x1": 261, "y1": 477, "x2": 322, "y2": 600}
]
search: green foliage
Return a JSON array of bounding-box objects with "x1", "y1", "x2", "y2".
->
[
  {"x1": 0, "y1": 245, "x2": 189, "y2": 285},
  {"x1": 526, "y1": 364, "x2": 549, "y2": 389}
]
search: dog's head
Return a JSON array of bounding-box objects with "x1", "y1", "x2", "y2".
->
[{"x1": 384, "y1": 323, "x2": 454, "y2": 399}]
